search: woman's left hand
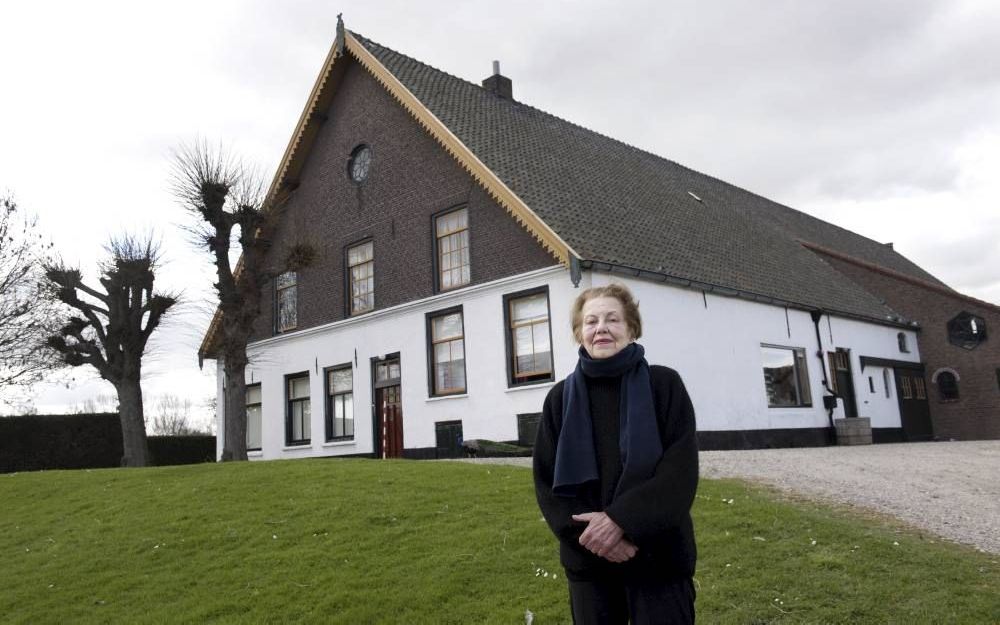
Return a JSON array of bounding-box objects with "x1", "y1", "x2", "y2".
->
[{"x1": 572, "y1": 511, "x2": 628, "y2": 558}]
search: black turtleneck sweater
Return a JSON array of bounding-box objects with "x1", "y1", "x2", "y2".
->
[{"x1": 533, "y1": 365, "x2": 698, "y2": 582}]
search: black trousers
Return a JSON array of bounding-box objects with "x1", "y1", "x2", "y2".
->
[{"x1": 568, "y1": 575, "x2": 695, "y2": 625}]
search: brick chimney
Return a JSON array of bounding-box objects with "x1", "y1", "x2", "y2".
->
[{"x1": 482, "y1": 60, "x2": 513, "y2": 99}]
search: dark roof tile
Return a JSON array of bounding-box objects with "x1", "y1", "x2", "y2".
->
[{"x1": 352, "y1": 32, "x2": 922, "y2": 323}]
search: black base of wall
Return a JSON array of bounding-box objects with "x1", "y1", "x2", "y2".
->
[
  {"x1": 872, "y1": 428, "x2": 905, "y2": 444},
  {"x1": 698, "y1": 427, "x2": 909, "y2": 450},
  {"x1": 402, "y1": 447, "x2": 438, "y2": 460},
  {"x1": 394, "y1": 428, "x2": 910, "y2": 457},
  {"x1": 697, "y1": 428, "x2": 834, "y2": 451}
]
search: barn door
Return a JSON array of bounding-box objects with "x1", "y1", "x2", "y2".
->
[{"x1": 894, "y1": 370, "x2": 933, "y2": 441}]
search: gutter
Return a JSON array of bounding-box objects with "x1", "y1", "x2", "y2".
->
[
  {"x1": 810, "y1": 309, "x2": 838, "y2": 433},
  {"x1": 580, "y1": 259, "x2": 918, "y2": 330}
]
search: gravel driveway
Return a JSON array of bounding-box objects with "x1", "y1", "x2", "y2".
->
[{"x1": 463, "y1": 440, "x2": 1000, "y2": 554}]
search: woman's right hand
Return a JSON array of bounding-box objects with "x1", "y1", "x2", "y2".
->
[{"x1": 602, "y1": 538, "x2": 638, "y2": 563}]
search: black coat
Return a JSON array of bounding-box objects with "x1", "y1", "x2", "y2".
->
[{"x1": 533, "y1": 365, "x2": 698, "y2": 582}]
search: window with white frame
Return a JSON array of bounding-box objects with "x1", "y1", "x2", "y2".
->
[
  {"x1": 326, "y1": 366, "x2": 354, "y2": 441},
  {"x1": 347, "y1": 241, "x2": 374, "y2": 315},
  {"x1": 761, "y1": 345, "x2": 812, "y2": 407},
  {"x1": 428, "y1": 308, "x2": 466, "y2": 396},
  {"x1": 504, "y1": 288, "x2": 553, "y2": 386},
  {"x1": 435, "y1": 207, "x2": 470, "y2": 291},
  {"x1": 246, "y1": 383, "x2": 262, "y2": 451},
  {"x1": 276, "y1": 271, "x2": 297, "y2": 332},
  {"x1": 286, "y1": 373, "x2": 311, "y2": 445}
]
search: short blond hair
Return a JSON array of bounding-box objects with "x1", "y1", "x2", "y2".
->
[{"x1": 570, "y1": 283, "x2": 642, "y2": 344}]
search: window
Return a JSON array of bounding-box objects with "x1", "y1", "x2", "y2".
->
[
  {"x1": 996, "y1": 368, "x2": 1000, "y2": 393},
  {"x1": 504, "y1": 288, "x2": 554, "y2": 386},
  {"x1": 326, "y1": 366, "x2": 354, "y2": 441},
  {"x1": 286, "y1": 373, "x2": 311, "y2": 445},
  {"x1": 276, "y1": 271, "x2": 297, "y2": 332},
  {"x1": 900, "y1": 375, "x2": 913, "y2": 399},
  {"x1": 936, "y1": 371, "x2": 959, "y2": 401},
  {"x1": 246, "y1": 384, "x2": 262, "y2": 451},
  {"x1": 897, "y1": 332, "x2": 909, "y2": 353},
  {"x1": 348, "y1": 144, "x2": 372, "y2": 183},
  {"x1": 914, "y1": 377, "x2": 927, "y2": 400},
  {"x1": 947, "y1": 312, "x2": 987, "y2": 350},
  {"x1": 435, "y1": 207, "x2": 470, "y2": 291},
  {"x1": 883, "y1": 369, "x2": 891, "y2": 398},
  {"x1": 347, "y1": 241, "x2": 374, "y2": 315},
  {"x1": 761, "y1": 345, "x2": 812, "y2": 407},
  {"x1": 868, "y1": 376, "x2": 875, "y2": 393},
  {"x1": 428, "y1": 308, "x2": 466, "y2": 395},
  {"x1": 376, "y1": 359, "x2": 401, "y2": 383}
]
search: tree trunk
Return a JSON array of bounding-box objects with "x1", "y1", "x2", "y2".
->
[
  {"x1": 222, "y1": 356, "x2": 248, "y2": 461},
  {"x1": 116, "y1": 380, "x2": 150, "y2": 467}
]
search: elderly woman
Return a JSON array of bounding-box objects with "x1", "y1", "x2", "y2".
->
[{"x1": 534, "y1": 283, "x2": 698, "y2": 624}]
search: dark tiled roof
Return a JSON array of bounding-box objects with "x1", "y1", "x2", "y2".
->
[{"x1": 352, "y1": 32, "x2": 925, "y2": 323}]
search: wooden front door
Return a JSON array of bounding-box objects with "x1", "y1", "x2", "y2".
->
[
  {"x1": 378, "y1": 385, "x2": 403, "y2": 458},
  {"x1": 894, "y1": 370, "x2": 933, "y2": 441},
  {"x1": 373, "y1": 356, "x2": 403, "y2": 459}
]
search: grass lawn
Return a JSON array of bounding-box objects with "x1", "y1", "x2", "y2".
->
[{"x1": 2, "y1": 459, "x2": 998, "y2": 624}]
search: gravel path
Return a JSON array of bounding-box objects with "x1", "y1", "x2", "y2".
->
[{"x1": 461, "y1": 441, "x2": 1000, "y2": 554}]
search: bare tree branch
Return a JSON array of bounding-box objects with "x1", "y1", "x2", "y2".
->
[{"x1": 0, "y1": 194, "x2": 63, "y2": 397}]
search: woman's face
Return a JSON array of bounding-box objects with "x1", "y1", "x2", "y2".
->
[{"x1": 581, "y1": 296, "x2": 632, "y2": 359}]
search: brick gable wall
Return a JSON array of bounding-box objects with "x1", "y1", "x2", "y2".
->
[
  {"x1": 250, "y1": 58, "x2": 556, "y2": 342},
  {"x1": 819, "y1": 254, "x2": 1000, "y2": 440}
]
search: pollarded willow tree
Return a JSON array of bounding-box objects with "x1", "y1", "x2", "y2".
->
[
  {"x1": 46, "y1": 236, "x2": 176, "y2": 467},
  {"x1": 172, "y1": 143, "x2": 289, "y2": 462}
]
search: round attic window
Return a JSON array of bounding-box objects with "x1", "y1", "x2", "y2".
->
[{"x1": 348, "y1": 144, "x2": 372, "y2": 183}]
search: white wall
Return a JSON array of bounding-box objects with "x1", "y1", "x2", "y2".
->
[
  {"x1": 214, "y1": 267, "x2": 922, "y2": 459},
  {"x1": 221, "y1": 266, "x2": 577, "y2": 460},
  {"x1": 590, "y1": 274, "x2": 920, "y2": 432}
]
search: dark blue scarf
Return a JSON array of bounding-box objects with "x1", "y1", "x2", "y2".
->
[{"x1": 553, "y1": 343, "x2": 663, "y2": 499}]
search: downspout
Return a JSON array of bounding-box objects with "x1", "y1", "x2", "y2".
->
[{"x1": 810, "y1": 309, "x2": 838, "y2": 432}]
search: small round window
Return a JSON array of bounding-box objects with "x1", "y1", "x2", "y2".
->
[{"x1": 348, "y1": 144, "x2": 372, "y2": 183}]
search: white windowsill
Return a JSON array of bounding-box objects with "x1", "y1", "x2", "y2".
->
[
  {"x1": 426, "y1": 393, "x2": 469, "y2": 402},
  {"x1": 282, "y1": 444, "x2": 313, "y2": 451},
  {"x1": 248, "y1": 450, "x2": 263, "y2": 457},
  {"x1": 322, "y1": 440, "x2": 356, "y2": 448},
  {"x1": 504, "y1": 381, "x2": 556, "y2": 394}
]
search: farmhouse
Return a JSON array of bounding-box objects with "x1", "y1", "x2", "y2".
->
[{"x1": 201, "y1": 19, "x2": 998, "y2": 460}]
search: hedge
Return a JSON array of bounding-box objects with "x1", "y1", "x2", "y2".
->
[{"x1": 0, "y1": 413, "x2": 216, "y2": 473}]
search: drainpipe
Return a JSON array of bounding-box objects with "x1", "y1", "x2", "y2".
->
[{"x1": 810, "y1": 309, "x2": 838, "y2": 432}]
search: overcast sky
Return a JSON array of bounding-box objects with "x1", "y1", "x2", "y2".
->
[{"x1": 2, "y1": 0, "x2": 998, "y2": 419}]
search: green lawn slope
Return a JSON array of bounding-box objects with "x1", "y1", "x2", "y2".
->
[{"x1": 2, "y1": 459, "x2": 998, "y2": 624}]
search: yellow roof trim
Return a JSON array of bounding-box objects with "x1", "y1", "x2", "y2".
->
[{"x1": 344, "y1": 32, "x2": 577, "y2": 265}]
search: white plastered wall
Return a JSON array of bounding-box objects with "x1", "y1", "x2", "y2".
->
[
  {"x1": 590, "y1": 274, "x2": 920, "y2": 432},
  {"x1": 214, "y1": 267, "x2": 921, "y2": 459}
]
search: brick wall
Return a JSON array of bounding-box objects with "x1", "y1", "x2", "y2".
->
[
  {"x1": 820, "y1": 254, "x2": 1000, "y2": 440},
  {"x1": 250, "y1": 58, "x2": 556, "y2": 341}
]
